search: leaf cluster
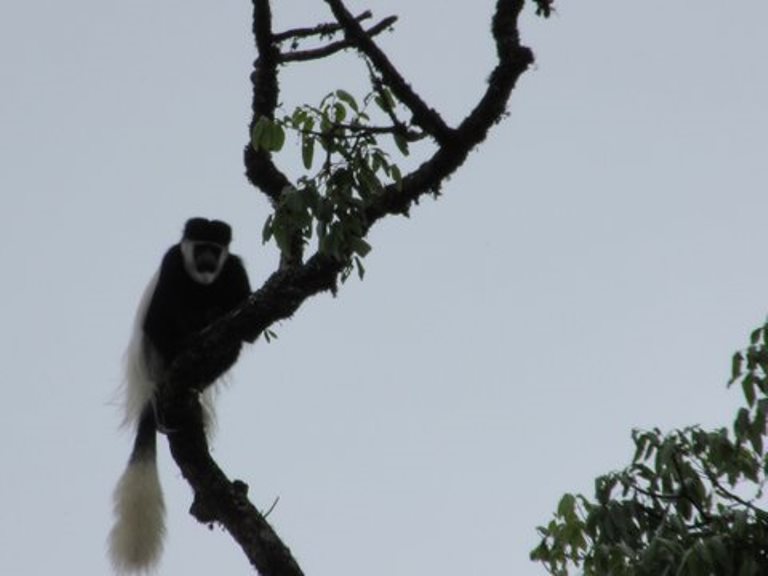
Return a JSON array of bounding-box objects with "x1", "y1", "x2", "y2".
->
[
  {"x1": 531, "y1": 323, "x2": 768, "y2": 576},
  {"x1": 253, "y1": 87, "x2": 413, "y2": 280}
]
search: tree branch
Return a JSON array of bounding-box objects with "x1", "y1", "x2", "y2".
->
[
  {"x1": 244, "y1": 0, "x2": 293, "y2": 204},
  {"x1": 280, "y1": 16, "x2": 397, "y2": 63},
  {"x1": 273, "y1": 10, "x2": 373, "y2": 44},
  {"x1": 164, "y1": 1, "x2": 537, "y2": 574},
  {"x1": 161, "y1": 391, "x2": 304, "y2": 576},
  {"x1": 246, "y1": 0, "x2": 305, "y2": 267},
  {"x1": 323, "y1": 0, "x2": 453, "y2": 144},
  {"x1": 363, "y1": 0, "x2": 533, "y2": 224},
  {"x1": 160, "y1": 254, "x2": 342, "y2": 576},
  {"x1": 166, "y1": 254, "x2": 342, "y2": 392},
  {"x1": 703, "y1": 464, "x2": 768, "y2": 520}
]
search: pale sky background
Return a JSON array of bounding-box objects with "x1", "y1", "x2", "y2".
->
[{"x1": 1, "y1": 1, "x2": 767, "y2": 575}]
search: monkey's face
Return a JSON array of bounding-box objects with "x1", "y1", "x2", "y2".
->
[{"x1": 181, "y1": 240, "x2": 229, "y2": 285}]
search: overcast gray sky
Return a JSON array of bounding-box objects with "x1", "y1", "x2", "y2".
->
[{"x1": 1, "y1": 1, "x2": 767, "y2": 575}]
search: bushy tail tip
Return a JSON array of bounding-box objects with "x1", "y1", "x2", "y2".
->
[{"x1": 108, "y1": 458, "x2": 166, "y2": 574}]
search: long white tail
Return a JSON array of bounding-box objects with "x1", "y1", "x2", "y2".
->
[{"x1": 108, "y1": 406, "x2": 165, "y2": 574}]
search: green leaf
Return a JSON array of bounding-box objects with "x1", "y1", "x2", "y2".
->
[
  {"x1": 374, "y1": 95, "x2": 390, "y2": 113},
  {"x1": 655, "y1": 439, "x2": 674, "y2": 475},
  {"x1": 381, "y1": 87, "x2": 395, "y2": 110},
  {"x1": 354, "y1": 256, "x2": 366, "y2": 280},
  {"x1": 315, "y1": 198, "x2": 333, "y2": 222},
  {"x1": 357, "y1": 167, "x2": 383, "y2": 196},
  {"x1": 757, "y1": 398, "x2": 768, "y2": 420},
  {"x1": 734, "y1": 408, "x2": 750, "y2": 441},
  {"x1": 633, "y1": 433, "x2": 649, "y2": 463},
  {"x1": 302, "y1": 135, "x2": 315, "y2": 170},
  {"x1": 557, "y1": 493, "x2": 576, "y2": 519},
  {"x1": 263, "y1": 328, "x2": 278, "y2": 343},
  {"x1": 370, "y1": 152, "x2": 382, "y2": 174},
  {"x1": 261, "y1": 215, "x2": 273, "y2": 243},
  {"x1": 302, "y1": 115, "x2": 316, "y2": 133},
  {"x1": 729, "y1": 352, "x2": 744, "y2": 386},
  {"x1": 267, "y1": 122, "x2": 286, "y2": 151},
  {"x1": 320, "y1": 108, "x2": 332, "y2": 134},
  {"x1": 394, "y1": 132, "x2": 410, "y2": 156},
  {"x1": 349, "y1": 236, "x2": 372, "y2": 257},
  {"x1": 291, "y1": 107, "x2": 307, "y2": 125},
  {"x1": 282, "y1": 187, "x2": 305, "y2": 213},
  {"x1": 332, "y1": 102, "x2": 346, "y2": 123},
  {"x1": 253, "y1": 117, "x2": 286, "y2": 152},
  {"x1": 742, "y1": 373, "x2": 756, "y2": 407},
  {"x1": 335, "y1": 89, "x2": 359, "y2": 113},
  {"x1": 272, "y1": 221, "x2": 290, "y2": 254},
  {"x1": 748, "y1": 426, "x2": 763, "y2": 455},
  {"x1": 390, "y1": 164, "x2": 403, "y2": 189},
  {"x1": 250, "y1": 116, "x2": 270, "y2": 151}
]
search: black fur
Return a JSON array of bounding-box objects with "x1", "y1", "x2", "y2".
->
[
  {"x1": 110, "y1": 218, "x2": 250, "y2": 573},
  {"x1": 143, "y1": 245, "x2": 250, "y2": 361},
  {"x1": 133, "y1": 219, "x2": 250, "y2": 450},
  {"x1": 130, "y1": 405, "x2": 158, "y2": 463},
  {"x1": 183, "y1": 217, "x2": 232, "y2": 245}
]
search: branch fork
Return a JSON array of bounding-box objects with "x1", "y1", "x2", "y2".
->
[{"x1": 162, "y1": 1, "x2": 540, "y2": 574}]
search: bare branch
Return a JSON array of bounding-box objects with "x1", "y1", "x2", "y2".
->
[
  {"x1": 160, "y1": 389, "x2": 305, "y2": 576},
  {"x1": 362, "y1": 0, "x2": 533, "y2": 224},
  {"x1": 703, "y1": 464, "x2": 768, "y2": 520},
  {"x1": 296, "y1": 122, "x2": 423, "y2": 142},
  {"x1": 273, "y1": 10, "x2": 372, "y2": 44},
  {"x1": 456, "y1": 0, "x2": 533, "y2": 138},
  {"x1": 280, "y1": 16, "x2": 397, "y2": 63}
]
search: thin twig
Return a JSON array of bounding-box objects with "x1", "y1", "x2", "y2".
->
[
  {"x1": 273, "y1": 10, "x2": 372, "y2": 43},
  {"x1": 263, "y1": 496, "x2": 281, "y2": 518},
  {"x1": 280, "y1": 16, "x2": 397, "y2": 63}
]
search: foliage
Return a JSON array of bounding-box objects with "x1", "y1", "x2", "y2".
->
[
  {"x1": 530, "y1": 324, "x2": 768, "y2": 575},
  {"x1": 252, "y1": 85, "x2": 415, "y2": 280}
]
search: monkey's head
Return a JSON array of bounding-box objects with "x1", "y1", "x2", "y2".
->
[{"x1": 180, "y1": 217, "x2": 233, "y2": 285}]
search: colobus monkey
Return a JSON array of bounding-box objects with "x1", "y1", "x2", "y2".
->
[{"x1": 109, "y1": 218, "x2": 251, "y2": 574}]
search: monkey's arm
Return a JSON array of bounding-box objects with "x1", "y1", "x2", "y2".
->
[{"x1": 222, "y1": 255, "x2": 256, "y2": 343}]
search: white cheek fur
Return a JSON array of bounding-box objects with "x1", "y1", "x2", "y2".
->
[{"x1": 180, "y1": 239, "x2": 229, "y2": 285}]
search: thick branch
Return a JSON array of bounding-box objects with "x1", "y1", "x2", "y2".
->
[
  {"x1": 246, "y1": 0, "x2": 304, "y2": 266},
  {"x1": 363, "y1": 0, "x2": 533, "y2": 224},
  {"x1": 457, "y1": 0, "x2": 533, "y2": 137},
  {"x1": 160, "y1": 254, "x2": 342, "y2": 576},
  {"x1": 167, "y1": 254, "x2": 342, "y2": 391},
  {"x1": 162, "y1": 392, "x2": 304, "y2": 576},
  {"x1": 245, "y1": 0, "x2": 292, "y2": 204}
]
